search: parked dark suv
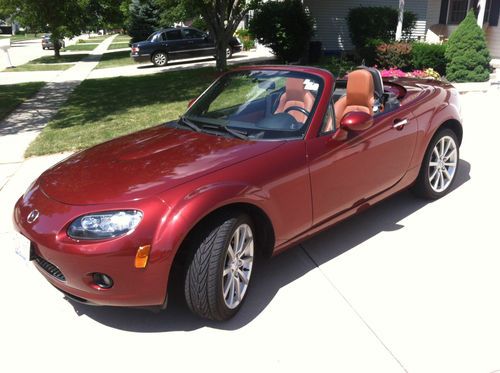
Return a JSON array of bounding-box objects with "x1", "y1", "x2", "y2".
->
[{"x1": 130, "y1": 27, "x2": 243, "y2": 67}]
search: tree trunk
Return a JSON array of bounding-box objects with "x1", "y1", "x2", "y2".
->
[
  {"x1": 215, "y1": 38, "x2": 228, "y2": 71},
  {"x1": 54, "y1": 44, "x2": 61, "y2": 58}
]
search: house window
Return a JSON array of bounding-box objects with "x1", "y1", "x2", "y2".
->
[
  {"x1": 448, "y1": 0, "x2": 469, "y2": 24},
  {"x1": 446, "y1": 0, "x2": 492, "y2": 25}
]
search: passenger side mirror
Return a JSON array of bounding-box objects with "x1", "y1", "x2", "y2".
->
[{"x1": 340, "y1": 111, "x2": 373, "y2": 132}]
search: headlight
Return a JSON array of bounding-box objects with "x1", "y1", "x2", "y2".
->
[{"x1": 68, "y1": 210, "x2": 143, "y2": 240}]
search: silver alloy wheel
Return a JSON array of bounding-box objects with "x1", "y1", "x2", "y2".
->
[
  {"x1": 154, "y1": 52, "x2": 167, "y2": 66},
  {"x1": 428, "y1": 135, "x2": 458, "y2": 193},
  {"x1": 222, "y1": 223, "x2": 254, "y2": 309},
  {"x1": 226, "y1": 48, "x2": 232, "y2": 58}
]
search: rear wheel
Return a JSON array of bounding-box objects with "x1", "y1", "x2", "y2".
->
[
  {"x1": 184, "y1": 213, "x2": 255, "y2": 321},
  {"x1": 226, "y1": 47, "x2": 233, "y2": 59},
  {"x1": 413, "y1": 128, "x2": 459, "y2": 199},
  {"x1": 152, "y1": 51, "x2": 168, "y2": 67}
]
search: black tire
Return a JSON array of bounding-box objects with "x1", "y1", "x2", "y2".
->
[
  {"x1": 152, "y1": 51, "x2": 168, "y2": 67},
  {"x1": 184, "y1": 213, "x2": 255, "y2": 321},
  {"x1": 412, "y1": 128, "x2": 460, "y2": 199}
]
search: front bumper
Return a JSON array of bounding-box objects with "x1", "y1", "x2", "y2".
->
[
  {"x1": 231, "y1": 44, "x2": 243, "y2": 53},
  {"x1": 13, "y1": 186, "x2": 173, "y2": 308}
]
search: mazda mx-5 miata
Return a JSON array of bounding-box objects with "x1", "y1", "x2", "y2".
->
[{"x1": 14, "y1": 65, "x2": 462, "y2": 321}]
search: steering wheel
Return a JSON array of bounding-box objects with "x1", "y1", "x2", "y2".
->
[{"x1": 284, "y1": 106, "x2": 310, "y2": 119}]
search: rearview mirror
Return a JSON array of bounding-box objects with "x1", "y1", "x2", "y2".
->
[{"x1": 340, "y1": 111, "x2": 373, "y2": 132}]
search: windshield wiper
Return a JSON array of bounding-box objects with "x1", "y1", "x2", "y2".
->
[
  {"x1": 202, "y1": 124, "x2": 249, "y2": 140},
  {"x1": 178, "y1": 116, "x2": 201, "y2": 132}
]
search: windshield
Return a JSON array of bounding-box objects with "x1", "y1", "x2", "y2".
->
[
  {"x1": 146, "y1": 32, "x2": 159, "y2": 42},
  {"x1": 184, "y1": 70, "x2": 323, "y2": 140}
]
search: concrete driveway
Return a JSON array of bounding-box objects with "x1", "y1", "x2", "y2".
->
[{"x1": 1, "y1": 90, "x2": 499, "y2": 373}]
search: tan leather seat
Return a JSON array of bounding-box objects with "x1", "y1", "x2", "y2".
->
[
  {"x1": 334, "y1": 70, "x2": 375, "y2": 125},
  {"x1": 275, "y1": 78, "x2": 315, "y2": 123}
]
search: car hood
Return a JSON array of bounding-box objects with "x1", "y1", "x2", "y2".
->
[{"x1": 39, "y1": 124, "x2": 283, "y2": 205}]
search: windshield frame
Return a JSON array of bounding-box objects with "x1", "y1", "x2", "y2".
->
[{"x1": 183, "y1": 69, "x2": 325, "y2": 142}]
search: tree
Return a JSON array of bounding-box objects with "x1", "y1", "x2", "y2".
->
[
  {"x1": 249, "y1": 0, "x2": 313, "y2": 63},
  {"x1": 2, "y1": 0, "x2": 88, "y2": 57},
  {"x1": 85, "y1": 0, "x2": 124, "y2": 32},
  {"x1": 445, "y1": 10, "x2": 491, "y2": 82},
  {"x1": 126, "y1": 0, "x2": 159, "y2": 43},
  {"x1": 169, "y1": 0, "x2": 258, "y2": 71}
]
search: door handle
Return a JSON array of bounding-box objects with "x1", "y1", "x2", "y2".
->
[{"x1": 393, "y1": 119, "x2": 408, "y2": 129}]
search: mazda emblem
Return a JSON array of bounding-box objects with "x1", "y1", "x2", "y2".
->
[{"x1": 27, "y1": 210, "x2": 40, "y2": 224}]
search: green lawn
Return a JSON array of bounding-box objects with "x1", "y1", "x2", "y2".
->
[
  {"x1": 108, "y1": 42, "x2": 130, "y2": 50},
  {"x1": 2, "y1": 53, "x2": 89, "y2": 72},
  {"x1": 26, "y1": 68, "x2": 219, "y2": 156},
  {"x1": 3, "y1": 64, "x2": 73, "y2": 72},
  {"x1": 78, "y1": 38, "x2": 106, "y2": 43},
  {"x1": 30, "y1": 53, "x2": 89, "y2": 64},
  {"x1": 95, "y1": 50, "x2": 135, "y2": 69},
  {"x1": 113, "y1": 35, "x2": 132, "y2": 43},
  {"x1": 63, "y1": 44, "x2": 97, "y2": 51},
  {"x1": 0, "y1": 82, "x2": 45, "y2": 121},
  {"x1": 0, "y1": 33, "x2": 40, "y2": 42}
]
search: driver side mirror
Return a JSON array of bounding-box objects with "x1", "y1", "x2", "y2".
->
[{"x1": 340, "y1": 111, "x2": 373, "y2": 132}]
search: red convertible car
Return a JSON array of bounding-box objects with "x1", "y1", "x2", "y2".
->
[{"x1": 14, "y1": 66, "x2": 462, "y2": 321}]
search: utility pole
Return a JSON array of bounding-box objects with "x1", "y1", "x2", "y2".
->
[{"x1": 396, "y1": 0, "x2": 405, "y2": 41}]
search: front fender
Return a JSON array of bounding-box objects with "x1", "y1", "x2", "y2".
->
[{"x1": 154, "y1": 181, "x2": 272, "y2": 261}]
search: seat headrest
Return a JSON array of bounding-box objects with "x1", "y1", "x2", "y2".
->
[
  {"x1": 285, "y1": 78, "x2": 306, "y2": 101},
  {"x1": 357, "y1": 66, "x2": 384, "y2": 100},
  {"x1": 346, "y1": 70, "x2": 374, "y2": 108}
]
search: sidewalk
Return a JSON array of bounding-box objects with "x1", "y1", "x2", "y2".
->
[
  {"x1": 0, "y1": 34, "x2": 116, "y2": 189},
  {"x1": 88, "y1": 49, "x2": 276, "y2": 80}
]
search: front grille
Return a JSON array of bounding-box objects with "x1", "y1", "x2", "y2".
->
[{"x1": 34, "y1": 255, "x2": 66, "y2": 281}]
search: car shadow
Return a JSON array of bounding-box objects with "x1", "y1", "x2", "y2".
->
[
  {"x1": 67, "y1": 159, "x2": 471, "y2": 332},
  {"x1": 137, "y1": 57, "x2": 216, "y2": 70},
  {"x1": 136, "y1": 53, "x2": 254, "y2": 71}
]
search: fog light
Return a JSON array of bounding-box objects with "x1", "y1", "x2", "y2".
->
[
  {"x1": 135, "y1": 245, "x2": 151, "y2": 268},
  {"x1": 92, "y1": 273, "x2": 114, "y2": 289}
]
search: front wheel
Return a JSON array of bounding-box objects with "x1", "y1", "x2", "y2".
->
[
  {"x1": 226, "y1": 47, "x2": 233, "y2": 59},
  {"x1": 413, "y1": 128, "x2": 459, "y2": 199},
  {"x1": 184, "y1": 213, "x2": 255, "y2": 321},
  {"x1": 152, "y1": 51, "x2": 168, "y2": 67}
]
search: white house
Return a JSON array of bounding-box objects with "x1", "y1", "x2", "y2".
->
[{"x1": 304, "y1": 0, "x2": 500, "y2": 58}]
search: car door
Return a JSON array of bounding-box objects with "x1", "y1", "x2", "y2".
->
[
  {"x1": 163, "y1": 29, "x2": 185, "y2": 60},
  {"x1": 306, "y1": 99, "x2": 418, "y2": 225},
  {"x1": 182, "y1": 28, "x2": 214, "y2": 57}
]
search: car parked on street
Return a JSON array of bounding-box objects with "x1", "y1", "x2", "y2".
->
[
  {"x1": 130, "y1": 27, "x2": 243, "y2": 67},
  {"x1": 41, "y1": 34, "x2": 65, "y2": 50},
  {"x1": 14, "y1": 65, "x2": 462, "y2": 321}
]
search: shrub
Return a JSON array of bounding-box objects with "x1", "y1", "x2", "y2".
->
[
  {"x1": 375, "y1": 42, "x2": 412, "y2": 69},
  {"x1": 379, "y1": 67, "x2": 441, "y2": 80},
  {"x1": 412, "y1": 43, "x2": 447, "y2": 75},
  {"x1": 445, "y1": 10, "x2": 491, "y2": 82},
  {"x1": 317, "y1": 56, "x2": 358, "y2": 78},
  {"x1": 249, "y1": 0, "x2": 314, "y2": 63},
  {"x1": 126, "y1": 0, "x2": 159, "y2": 43},
  {"x1": 347, "y1": 6, "x2": 417, "y2": 50},
  {"x1": 235, "y1": 29, "x2": 255, "y2": 51}
]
